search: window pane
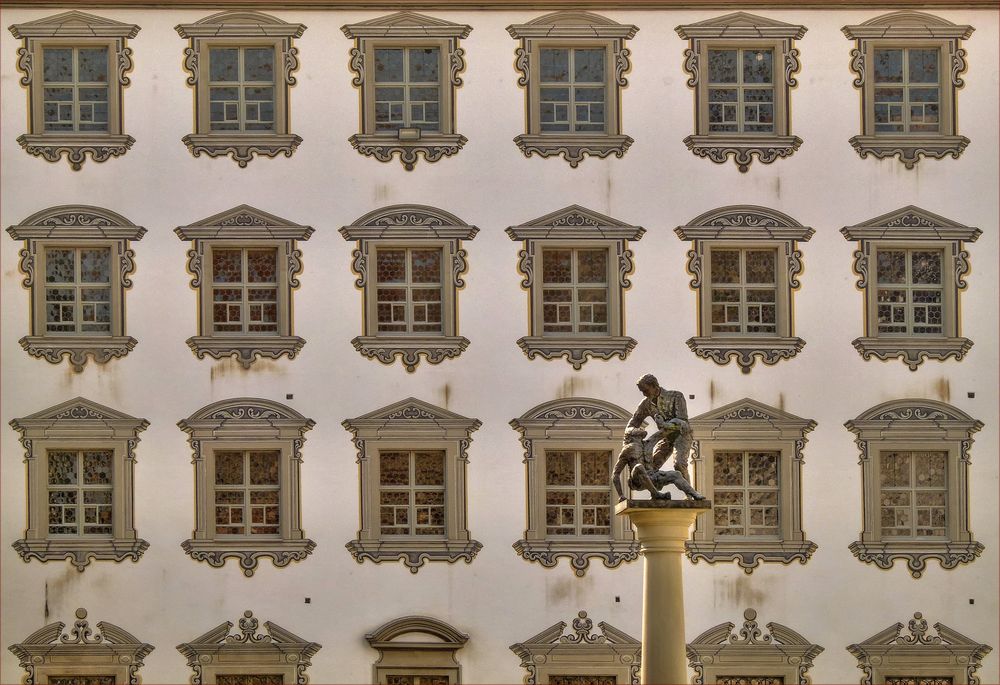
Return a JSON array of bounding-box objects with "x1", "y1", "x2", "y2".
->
[
  {"x1": 543, "y1": 250, "x2": 573, "y2": 283},
  {"x1": 414, "y1": 451, "x2": 445, "y2": 486},
  {"x1": 213, "y1": 249, "x2": 243, "y2": 283},
  {"x1": 249, "y1": 451, "x2": 280, "y2": 485},
  {"x1": 46, "y1": 248, "x2": 76, "y2": 283},
  {"x1": 48, "y1": 451, "x2": 78, "y2": 484},
  {"x1": 380, "y1": 451, "x2": 410, "y2": 486},
  {"x1": 409, "y1": 47, "x2": 440, "y2": 82},
  {"x1": 247, "y1": 249, "x2": 277, "y2": 283},
  {"x1": 83, "y1": 450, "x2": 113, "y2": 485},
  {"x1": 546, "y1": 451, "x2": 575, "y2": 486},
  {"x1": 77, "y1": 48, "x2": 108, "y2": 83},
  {"x1": 216, "y1": 675, "x2": 283, "y2": 685},
  {"x1": 580, "y1": 450, "x2": 609, "y2": 486},
  {"x1": 577, "y1": 249, "x2": 607, "y2": 284},
  {"x1": 43, "y1": 48, "x2": 73, "y2": 82},
  {"x1": 708, "y1": 49, "x2": 737, "y2": 83},
  {"x1": 80, "y1": 248, "x2": 111, "y2": 283},
  {"x1": 209, "y1": 48, "x2": 240, "y2": 82},
  {"x1": 711, "y1": 250, "x2": 740, "y2": 284},
  {"x1": 911, "y1": 251, "x2": 942, "y2": 285},
  {"x1": 244, "y1": 48, "x2": 275, "y2": 82},
  {"x1": 743, "y1": 49, "x2": 773, "y2": 84},
  {"x1": 375, "y1": 48, "x2": 404, "y2": 82},
  {"x1": 215, "y1": 451, "x2": 245, "y2": 485},
  {"x1": 574, "y1": 49, "x2": 605, "y2": 83},
  {"x1": 745, "y1": 250, "x2": 775, "y2": 284},
  {"x1": 915, "y1": 451, "x2": 946, "y2": 487},
  {"x1": 411, "y1": 249, "x2": 442, "y2": 283},
  {"x1": 377, "y1": 249, "x2": 406, "y2": 283},
  {"x1": 876, "y1": 250, "x2": 906, "y2": 284},
  {"x1": 713, "y1": 452, "x2": 744, "y2": 487},
  {"x1": 908, "y1": 48, "x2": 939, "y2": 84},
  {"x1": 874, "y1": 49, "x2": 904, "y2": 83},
  {"x1": 747, "y1": 451, "x2": 778, "y2": 487},
  {"x1": 880, "y1": 451, "x2": 911, "y2": 487},
  {"x1": 540, "y1": 48, "x2": 570, "y2": 82}
]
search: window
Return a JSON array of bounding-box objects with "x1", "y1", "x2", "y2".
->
[
  {"x1": 687, "y1": 609, "x2": 823, "y2": 684},
  {"x1": 841, "y1": 206, "x2": 980, "y2": 370},
  {"x1": 176, "y1": 205, "x2": 313, "y2": 368},
  {"x1": 846, "y1": 399, "x2": 983, "y2": 578},
  {"x1": 177, "y1": 11, "x2": 305, "y2": 167},
  {"x1": 676, "y1": 12, "x2": 805, "y2": 172},
  {"x1": 508, "y1": 11, "x2": 637, "y2": 167},
  {"x1": 511, "y1": 398, "x2": 638, "y2": 576},
  {"x1": 344, "y1": 398, "x2": 481, "y2": 572},
  {"x1": 676, "y1": 206, "x2": 812, "y2": 373},
  {"x1": 366, "y1": 616, "x2": 467, "y2": 684},
  {"x1": 178, "y1": 398, "x2": 316, "y2": 576},
  {"x1": 843, "y1": 11, "x2": 974, "y2": 168},
  {"x1": 847, "y1": 612, "x2": 992, "y2": 684},
  {"x1": 340, "y1": 205, "x2": 477, "y2": 372},
  {"x1": 9, "y1": 11, "x2": 138, "y2": 169},
  {"x1": 10, "y1": 398, "x2": 149, "y2": 570},
  {"x1": 508, "y1": 206, "x2": 644, "y2": 369},
  {"x1": 10, "y1": 608, "x2": 153, "y2": 684},
  {"x1": 510, "y1": 611, "x2": 640, "y2": 684},
  {"x1": 8, "y1": 205, "x2": 145, "y2": 371},
  {"x1": 178, "y1": 610, "x2": 321, "y2": 684},
  {"x1": 343, "y1": 13, "x2": 471, "y2": 170},
  {"x1": 686, "y1": 399, "x2": 816, "y2": 573}
]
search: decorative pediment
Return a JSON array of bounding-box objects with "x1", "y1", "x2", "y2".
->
[
  {"x1": 176, "y1": 10, "x2": 305, "y2": 38},
  {"x1": 676, "y1": 205, "x2": 813, "y2": 241},
  {"x1": 843, "y1": 11, "x2": 974, "y2": 39},
  {"x1": 342, "y1": 12, "x2": 471, "y2": 38},
  {"x1": 854, "y1": 612, "x2": 988, "y2": 648},
  {"x1": 11, "y1": 397, "x2": 148, "y2": 432},
  {"x1": 180, "y1": 397, "x2": 311, "y2": 425},
  {"x1": 366, "y1": 615, "x2": 469, "y2": 647},
  {"x1": 513, "y1": 398, "x2": 631, "y2": 426},
  {"x1": 691, "y1": 398, "x2": 816, "y2": 433},
  {"x1": 175, "y1": 205, "x2": 314, "y2": 240},
  {"x1": 340, "y1": 204, "x2": 478, "y2": 240},
  {"x1": 847, "y1": 399, "x2": 982, "y2": 430},
  {"x1": 508, "y1": 11, "x2": 638, "y2": 39},
  {"x1": 507, "y1": 205, "x2": 645, "y2": 241},
  {"x1": 521, "y1": 611, "x2": 639, "y2": 648},
  {"x1": 8, "y1": 205, "x2": 145, "y2": 240},
  {"x1": 841, "y1": 205, "x2": 981, "y2": 241},
  {"x1": 10, "y1": 11, "x2": 140, "y2": 38},
  {"x1": 676, "y1": 12, "x2": 807, "y2": 39},
  {"x1": 344, "y1": 397, "x2": 480, "y2": 432}
]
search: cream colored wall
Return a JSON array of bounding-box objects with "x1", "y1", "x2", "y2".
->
[{"x1": 2, "y1": 6, "x2": 997, "y2": 684}]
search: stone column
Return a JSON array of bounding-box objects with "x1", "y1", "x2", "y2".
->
[{"x1": 616, "y1": 499, "x2": 711, "y2": 685}]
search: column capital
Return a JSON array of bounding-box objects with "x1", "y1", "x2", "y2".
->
[{"x1": 616, "y1": 499, "x2": 712, "y2": 552}]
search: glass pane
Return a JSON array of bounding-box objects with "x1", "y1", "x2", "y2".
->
[
  {"x1": 747, "y1": 451, "x2": 778, "y2": 487},
  {"x1": 577, "y1": 249, "x2": 607, "y2": 284},
  {"x1": 414, "y1": 451, "x2": 445, "y2": 486},
  {"x1": 708, "y1": 49, "x2": 737, "y2": 83},
  {"x1": 48, "y1": 451, "x2": 78, "y2": 485},
  {"x1": 43, "y1": 48, "x2": 73, "y2": 82},
  {"x1": 546, "y1": 451, "x2": 575, "y2": 486},
  {"x1": 411, "y1": 249, "x2": 442, "y2": 283},
  {"x1": 377, "y1": 249, "x2": 406, "y2": 283},
  {"x1": 711, "y1": 250, "x2": 740, "y2": 284},
  {"x1": 409, "y1": 47, "x2": 440, "y2": 82},
  {"x1": 911, "y1": 251, "x2": 942, "y2": 285},
  {"x1": 380, "y1": 451, "x2": 410, "y2": 486},
  {"x1": 213, "y1": 249, "x2": 243, "y2": 283},
  {"x1": 83, "y1": 450, "x2": 113, "y2": 485},
  {"x1": 46, "y1": 248, "x2": 76, "y2": 283},
  {"x1": 80, "y1": 248, "x2": 111, "y2": 283},
  {"x1": 249, "y1": 451, "x2": 280, "y2": 485},
  {"x1": 375, "y1": 48, "x2": 404, "y2": 82},
  {"x1": 77, "y1": 48, "x2": 108, "y2": 83},
  {"x1": 915, "y1": 451, "x2": 946, "y2": 488},
  {"x1": 216, "y1": 676, "x2": 284, "y2": 685},
  {"x1": 908, "y1": 48, "x2": 939, "y2": 84},
  {"x1": 574, "y1": 49, "x2": 605, "y2": 83},
  {"x1": 880, "y1": 451, "x2": 911, "y2": 487},
  {"x1": 215, "y1": 451, "x2": 245, "y2": 485},
  {"x1": 209, "y1": 48, "x2": 240, "y2": 82},
  {"x1": 247, "y1": 249, "x2": 277, "y2": 283},
  {"x1": 745, "y1": 250, "x2": 775, "y2": 284},
  {"x1": 876, "y1": 250, "x2": 906, "y2": 284},
  {"x1": 743, "y1": 49, "x2": 773, "y2": 84},
  {"x1": 244, "y1": 48, "x2": 275, "y2": 82},
  {"x1": 540, "y1": 48, "x2": 570, "y2": 82},
  {"x1": 713, "y1": 452, "x2": 744, "y2": 487},
  {"x1": 543, "y1": 250, "x2": 573, "y2": 283},
  {"x1": 874, "y1": 49, "x2": 904, "y2": 83},
  {"x1": 580, "y1": 450, "x2": 609, "y2": 486}
]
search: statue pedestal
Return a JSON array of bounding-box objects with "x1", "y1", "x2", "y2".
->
[{"x1": 616, "y1": 499, "x2": 712, "y2": 685}]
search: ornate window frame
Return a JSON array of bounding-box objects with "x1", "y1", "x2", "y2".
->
[
  {"x1": 676, "y1": 12, "x2": 805, "y2": 172},
  {"x1": 10, "y1": 397, "x2": 149, "y2": 571},
  {"x1": 508, "y1": 205, "x2": 643, "y2": 369},
  {"x1": 178, "y1": 397, "x2": 316, "y2": 577},
  {"x1": 847, "y1": 612, "x2": 992, "y2": 685},
  {"x1": 843, "y1": 11, "x2": 974, "y2": 169},
  {"x1": 177, "y1": 610, "x2": 321, "y2": 685},
  {"x1": 510, "y1": 611, "x2": 640, "y2": 684},
  {"x1": 841, "y1": 206, "x2": 980, "y2": 370},
  {"x1": 508, "y1": 11, "x2": 637, "y2": 167},
  {"x1": 687, "y1": 608, "x2": 823, "y2": 684},
  {"x1": 7, "y1": 205, "x2": 145, "y2": 371},
  {"x1": 176, "y1": 205, "x2": 312, "y2": 369},
  {"x1": 846, "y1": 398, "x2": 983, "y2": 578},
  {"x1": 511, "y1": 398, "x2": 639, "y2": 576},
  {"x1": 340, "y1": 205, "x2": 477, "y2": 372},
  {"x1": 342, "y1": 12, "x2": 471, "y2": 170},
  {"x1": 9, "y1": 11, "x2": 138, "y2": 170},
  {"x1": 343, "y1": 397, "x2": 482, "y2": 573},
  {"x1": 367, "y1": 616, "x2": 468, "y2": 684},
  {"x1": 676, "y1": 206, "x2": 812, "y2": 373},
  {"x1": 176, "y1": 11, "x2": 305, "y2": 167},
  {"x1": 686, "y1": 398, "x2": 816, "y2": 573},
  {"x1": 9, "y1": 608, "x2": 154, "y2": 685}
]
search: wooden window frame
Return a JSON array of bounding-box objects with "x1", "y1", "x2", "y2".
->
[{"x1": 367, "y1": 616, "x2": 468, "y2": 685}]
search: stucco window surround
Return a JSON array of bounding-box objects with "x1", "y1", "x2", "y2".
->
[
  {"x1": 7, "y1": 205, "x2": 145, "y2": 372},
  {"x1": 843, "y1": 12, "x2": 973, "y2": 169},
  {"x1": 676, "y1": 206, "x2": 812, "y2": 373},
  {"x1": 508, "y1": 205, "x2": 644, "y2": 370},
  {"x1": 511, "y1": 398, "x2": 638, "y2": 576},
  {"x1": 343, "y1": 12, "x2": 471, "y2": 170},
  {"x1": 510, "y1": 611, "x2": 641, "y2": 684},
  {"x1": 842, "y1": 206, "x2": 980, "y2": 371},
  {"x1": 687, "y1": 609, "x2": 823, "y2": 685},
  {"x1": 10, "y1": 397, "x2": 149, "y2": 571},
  {"x1": 687, "y1": 398, "x2": 816, "y2": 574},
  {"x1": 341, "y1": 205, "x2": 477, "y2": 372},
  {"x1": 847, "y1": 612, "x2": 992, "y2": 685},
  {"x1": 9, "y1": 608, "x2": 154, "y2": 685},
  {"x1": 176, "y1": 204, "x2": 312, "y2": 369},
  {"x1": 177, "y1": 610, "x2": 322, "y2": 685},
  {"x1": 9, "y1": 11, "x2": 138, "y2": 170},
  {"x1": 367, "y1": 616, "x2": 468, "y2": 684},
  {"x1": 343, "y1": 398, "x2": 482, "y2": 573},
  {"x1": 676, "y1": 12, "x2": 805, "y2": 172},
  {"x1": 846, "y1": 398, "x2": 983, "y2": 578},
  {"x1": 508, "y1": 11, "x2": 637, "y2": 167},
  {"x1": 178, "y1": 398, "x2": 316, "y2": 577},
  {"x1": 176, "y1": 11, "x2": 305, "y2": 167}
]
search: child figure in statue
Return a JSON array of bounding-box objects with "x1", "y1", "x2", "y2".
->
[{"x1": 613, "y1": 425, "x2": 705, "y2": 502}]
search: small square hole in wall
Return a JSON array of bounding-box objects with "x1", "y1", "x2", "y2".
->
[
  {"x1": 615, "y1": 596, "x2": 620, "y2": 603},
  {"x1": 968, "y1": 392, "x2": 975, "y2": 398},
  {"x1": 304, "y1": 597, "x2": 311, "y2": 604},
  {"x1": 286, "y1": 394, "x2": 294, "y2": 400},
  {"x1": 969, "y1": 598, "x2": 974, "y2": 604},
  {"x1": 688, "y1": 395, "x2": 695, "y2": 400}
]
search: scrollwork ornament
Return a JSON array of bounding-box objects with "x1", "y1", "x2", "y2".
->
[
  {"x1": 126, "y1": 439, "x2": 138, "y2": 463},
  {"x1": 349, "y1": 47, "x2": 364, "y2": 87},
  {"x1": 952, "y1": 46, "x2": 968, "y2": 88},
  {"x1": 729, "y1": 609, "x2": 770, "y2": 645},
  {"x1": 794, "y1": 438, "x2": 806, "y2": 463},
  {"x1": 615, "y1": 46, "x2": 631, "y2": 87},
  {"x1": 618, "y1": 244, "x2": 635, "y2": 289},
  {"x1": 351, "y1": 247, "x2": 368, "y2": 288},
  {"x1": 296, "y1": 662, "x2": 308, "y2": 685},
  {"x1": 453, "y1": 247, "x2": 469, "y2": 288},
  {"x1": 852, "y1": 248, "x2": 869, "y2": 289},
  {"x1": 118, "y1": 45, "x2": 133, "y2": 87},
  {"x1": 450, "y1": 46, "x2": 466, "y2": 87},
  {"x1": 518, "y1": 436, "x2": 532, "y2": 464},
  {"x1": 183, "y1": 46, "x2": 198, "y2": 86},
  {"x1": 128, "y1": 664, "x2": 140, "y2": 685},
  {"x1": 17, "y1": 46, "x2": 33, "y2": 86},
  {"x1": 187, "y1": 245, "x2": 204, "y2": 288},
  {"x1": 682, "y1": 47, "x2": 699, "y2": 87},
  {"x1": 900, "y1": 612, "x2": 940, "y2": 645},
  {"x1": 955, "y1": 248, "x2": 971, "y2": 289},
  {"x1": 517, "y1": 248, "x2": 534, "y2": 288},
  {"x1": 788, "y1": 248, "x2": 803, "y2": 289},
  {"x1": 292, "y1": 438, "x2": 304, "y2": 463},
  {"x1": 458, "y1": 438, "x2": 471, "y2": 463},
  {"x1": 189, "y1": 439, "x2": 202, "y2": 464},
  {"x1": 560, "y1": 611, "x2": 606, "y2": 644},
  {"x1": 284, "y1": 45, "x2": 299, "y2": 86},
  {"x1": 120, "y1": 247, "x2": 136, "y2": 288},
  {"x1": 686, "y1": 248, "x2": 702, "y2": 288},
  {"x1": 227, "y1": 610, "x2": 270, "y2": 644},
  {"x1": 514, "y1": 46, "x2": 530, "y2": 87},
  {"x1": 960, "y1": 439, "x2": 972, "y2": 463},
  {"x1": 850, "y1": 46, "x2": 866, "y2": 88},
  {"x1": 784, "y1": 47, "x2": 800, "y2": 87},
  {"x1": 287, "y1": 246, "x2": 304, "y2": 288},
  {"x1": 18, "y1": 247, "x2": 35, "y2": 288},
  {"x1": 61, "y1": 609, "x2": 103, "y2": 644}
]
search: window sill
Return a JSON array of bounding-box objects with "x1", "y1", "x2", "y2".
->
[
  {"x1": 186, "y1": 335, "x2": 305, "y2": 369},
  {"x1": 182, "y1": 133, "x2": 302, "y2": 168},
  {"x1": 20, "y1": 335, "x2": 137, "y2": 372},
  {"x1": 849, "y1": 134, "x2": 970, "y2": 170},
  {"x1": 686, "y1": 336, "x2": 805, "y2": 373},
  {"x1": 349, "y1": 133, "x2": 467, "y2": 171},
  {"x1": 514, "y1": 538, "x2": 639, "y2": 577},
  {"x1": 686, "y1": 539, "x2": 816, "y2": 574},
  {"x1": 347, "y1": 538, "x2": 482, "y2": 573},
  {"x1": 517, "y1": 336, "x2": 637, "y2": 370},
  {"x1": 849, "y1": 539, "x2": 983, "y2": 578},
  {"x1": 13, "y1": 537, "x2": 148, "y2": 572},
  {"x1": 182, "y1": 537, "x2": 316, "y2": 577},
  {"x1": 17, "y1": 133, "x2": 134, "y2": 171},
  {"x1": 352, "y1": 335, "x2": 469, "y2": 372},
  {"x1": 683, "y1": 134, "x2": 802, "y2": 173},
  {"x1": 514, "y1": 133, "x2": 633, "y2": 168},
  {"x1": 853, "y1": 336, "x2": 973, "y2": 371}
]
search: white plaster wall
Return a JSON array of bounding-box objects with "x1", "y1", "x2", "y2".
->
[{"x1": 1, "y1": 6, "x2": 997, "y2": 684}]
